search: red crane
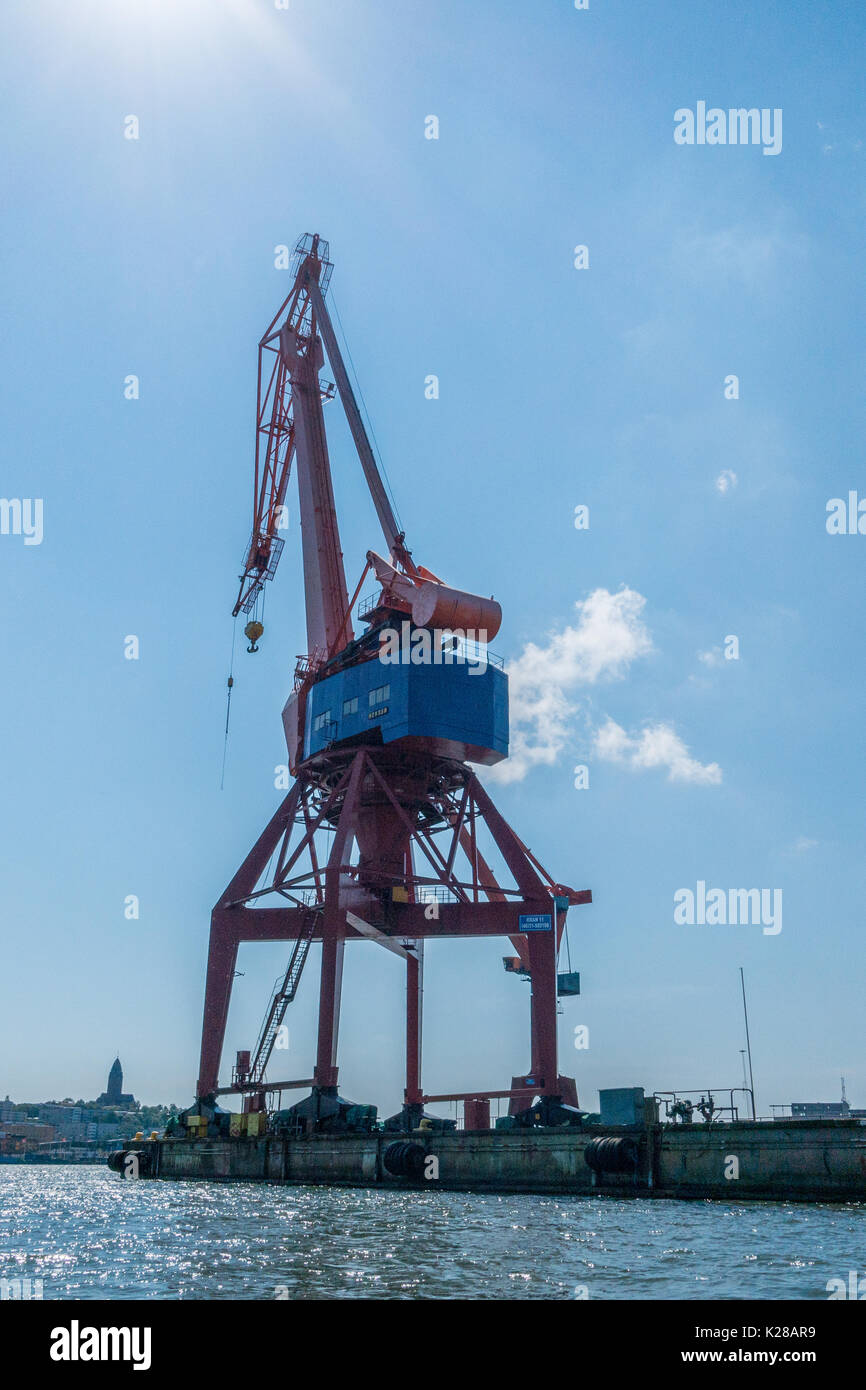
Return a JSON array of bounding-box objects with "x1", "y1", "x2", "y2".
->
[{"x1": 197, "y1": 235, "x2": 590, "y2": 1132}]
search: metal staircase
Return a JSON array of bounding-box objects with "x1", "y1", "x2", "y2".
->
[{"x1": 248, "y1": 906, "x2": 321, "y2": 1084}]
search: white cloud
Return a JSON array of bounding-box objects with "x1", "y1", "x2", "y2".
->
[
  {"x1": 674, "y1": 220, "x2": 809, "y2": 292},
  {"x1": 594, "y1": 718, "x2": 722, "y2": 785},
  {"x1": 697, "y1": 647, "x2": 723, "y2": 667},
  {"x1": 489, "y1": 587, "x2": 652, "y2": 784},
  {"x1": 490, "y1": 588, "x2": 722, "y2": 787},
  {"x1": 716, "y1": 469, "x2": 737, "y2": 494},
  {"x1": 782, "y1": 835, "x2": 819, "y2": 859}
]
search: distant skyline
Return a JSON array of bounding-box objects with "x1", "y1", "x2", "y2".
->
[
  {"x1": 4, "y1": 1056, "x2": 136, "y2": 1106},
  {"x1": 1, "y1": 0, "x2": 864, "y2": 1116}
]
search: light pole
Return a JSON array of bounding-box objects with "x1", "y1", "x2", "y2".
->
[{"x1": 740, "y1": 967, "x2": 756, "y2": 1120}]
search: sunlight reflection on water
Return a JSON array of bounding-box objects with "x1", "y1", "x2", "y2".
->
[{"x1": 0, "y1": 1167, "x2": 862, "y2": 1300}]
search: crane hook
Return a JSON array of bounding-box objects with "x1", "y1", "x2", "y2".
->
[{"x1": 244, "y1": 620, "x2": 264, "y2": 653}]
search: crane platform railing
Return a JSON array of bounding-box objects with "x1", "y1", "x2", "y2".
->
[{"x1": 354, "y1": 600, "x2": 506, "y2": 670}]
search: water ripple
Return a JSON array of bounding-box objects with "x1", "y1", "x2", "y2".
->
[{"x1": 0, "y1": 1168, "x2": 863, "y2": 1300}]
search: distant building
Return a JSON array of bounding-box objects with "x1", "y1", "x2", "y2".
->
[
  {"x1": 96, "y1": 1058, "x2": 136, "y2": 1108},
  {"x1": 35, "y1": 1105, "x2": 89, "y2": 1140},
  {"x1": 791, "y1": 1101, "x2": 850, "y2": 1118},
  {"x1": 0, "y1": 1122, "x2": 55, "y2": 1152},
  {"x1": 86, "y1": 1120, "x2": 124, "y2": 1141}
]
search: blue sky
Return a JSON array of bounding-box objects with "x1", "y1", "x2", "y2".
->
[{"x1": 1, "y1": 0, "x2": 864, "y2": 1118}]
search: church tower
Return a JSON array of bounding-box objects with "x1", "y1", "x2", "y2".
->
[
  {"x1": 106, "y1": 1057, "x2": 123, "y2": 1104},
  {"x1": 96, "y1": 1057, "x2": 136, "y2": 1108}
]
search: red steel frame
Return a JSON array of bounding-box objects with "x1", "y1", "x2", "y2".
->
[
  {"x1": 199, "y1": 235, "x2": 591, "y2": 1118},
  {"x1": 197, "y1": 746, "x2": 590, "y2": 1108}
]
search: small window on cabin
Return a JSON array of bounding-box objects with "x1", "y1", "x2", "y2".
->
[
  {"x1": 342, "y1": 697, "x2": 358, "y2": 716},
  {"x1": 368, "y1": 685, "x2": 390, "y2": 707},
  {"x1": 313, "y1": 710, "x2": 332, "y2": 732}
]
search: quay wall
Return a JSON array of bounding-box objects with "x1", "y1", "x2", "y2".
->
[{"x1": 135, "y1": 1120, "x2": 866, "y2": 1202}]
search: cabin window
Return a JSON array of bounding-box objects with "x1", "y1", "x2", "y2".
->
[{"x1": 342, "y1": 697, "x2": 359, "y2": 716}]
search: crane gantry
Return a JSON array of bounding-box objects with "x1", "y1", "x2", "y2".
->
[{"x1": 197, "y1": 234, "x2": 590, "y2": 1133}]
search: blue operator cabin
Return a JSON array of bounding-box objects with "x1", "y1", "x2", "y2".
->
[{"x1": 302, "y1": 629, "x2": 508, "y2": 766}]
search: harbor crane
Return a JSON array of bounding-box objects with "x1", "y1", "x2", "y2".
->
[{"x1": 196, "y1": 234, "x2": 590, "y2": 1131}]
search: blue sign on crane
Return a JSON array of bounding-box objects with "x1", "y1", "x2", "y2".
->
[{"x1": 519, "y1": 913, "x2": 552, "y2": 932}]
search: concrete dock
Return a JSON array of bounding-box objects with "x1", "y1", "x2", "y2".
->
[{"x1": 114, "y1": 1118, "x2": 866, "y2": 1202}]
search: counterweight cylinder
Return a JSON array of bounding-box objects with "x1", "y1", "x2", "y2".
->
[{"x1": 411, "y1": 583, "x2": 502, "y2": 641}]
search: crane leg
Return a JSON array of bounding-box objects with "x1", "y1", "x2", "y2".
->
[
  {"x1": 525, "y1": 923, "x2": 558, "y2": 1093},
  {"x1": 196, "y1": 786, "x2": 301, "y2": 1098},
  {"x1": 313, "y1": 916, "x2": 345, "y2": 1091},
  {"x1": 405, "y1": 941, "x2": 423, "y2": 1107},
  {"x1": 312, "y1": 751, "x2": 366, "y2": 1093},
  {"x1": 196, "y1": 911, "x2": 239, "y2": 1099},
  {"x1": 468, "y1": 774, "x2": 561, "y2": 1105}
]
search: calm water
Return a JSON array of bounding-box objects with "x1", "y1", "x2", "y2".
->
[{"x1": 0, "y1": 1167, "x2": 862, "y2": 1300}]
